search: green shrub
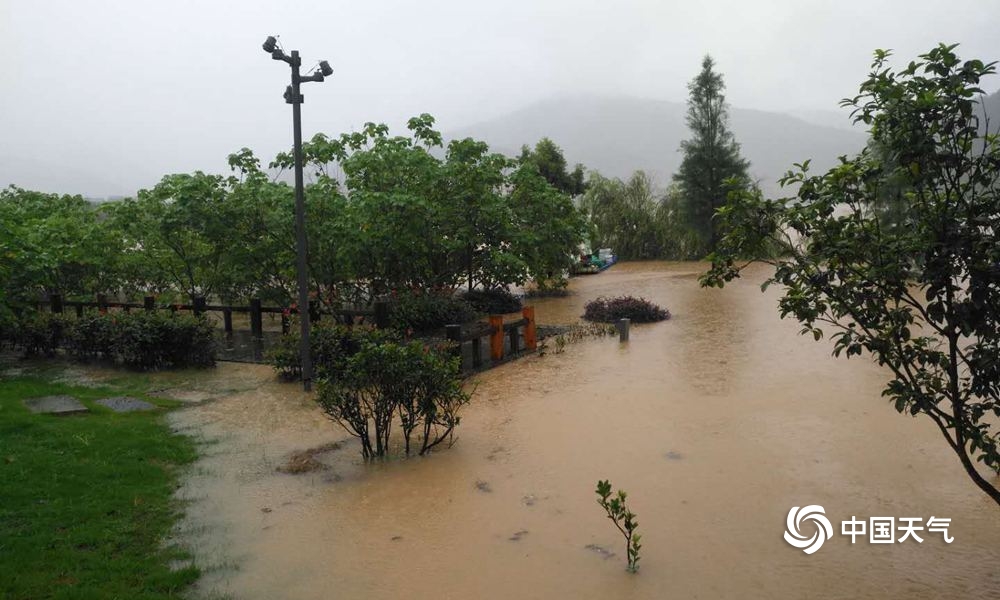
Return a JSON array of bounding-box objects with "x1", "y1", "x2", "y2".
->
[
  {"x1": 10, "y1": 311, "x2": 216, "y2": 369},
  {"x1": 317, "y1": 340, "x2": 469, "y2": 459},
  {"x1": 267, "y1": 323, "x2": 398, "y2": 381},
  {"x1": 65, "y1": 314, "x2": 118, "y2": 359},
  {"x1": 13, "y1": 313, "x2": 72, "y2": 356},
  {"x1": 595, "y1": 480, "x2": 642, "y2": 573},
  {"x1": 583, "y1": 296, "x2": 670, "y2": 323},
  {"x1": 99, "y1": 312, "x2": 216, "y2": 369},
  {"x1": 460, "y1": 288, "x2": 523, "y2": 314},
  {"x1": 389, "y1": 291, "x2": 479, "y2": 332}
]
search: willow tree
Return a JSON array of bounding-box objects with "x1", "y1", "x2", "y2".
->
[{"x1": 674, "y1": 55, "x2": 750, "y2": 254}]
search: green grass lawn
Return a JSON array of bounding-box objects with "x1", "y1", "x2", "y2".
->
[{"x1": 0, "y1": 375, "x2": 199, "y2": 599}]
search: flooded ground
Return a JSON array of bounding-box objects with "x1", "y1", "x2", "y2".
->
[{"x1": 164, "y1": 261, "x2": 999, "y2": 599}]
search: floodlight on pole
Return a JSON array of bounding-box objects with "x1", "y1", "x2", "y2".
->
[{"x1": 261, "y1": 35, "x2": 332, "y2": 392}]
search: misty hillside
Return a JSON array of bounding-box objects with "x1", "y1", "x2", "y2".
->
[
  {"x1": 0, "y1": 156, "x2": 129, "y2": 199},
  {"x1": 449, "y1": 95, "x2": 868, "y2": 198}
]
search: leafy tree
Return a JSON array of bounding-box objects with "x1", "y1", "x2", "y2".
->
[
  {"x1": 580, "y1": 171, "x2": 672, "y2": 259},
  {"x1": 112, "y1": 172, "x2": 241, "y2": 301},
  {"x1": 569, "y1": 163, "x2": 588, "y2": 196},
  {"x1": 509, "y1": 162, "x2": 587, "y2": 290},
  {"x1": 278, "y1": 116, "x2": 581, "y2": 298},
  {"x1": 703, "y1": 44, "x2": 1000, "y2": 506},
  {"x1": 519, "y1": 138, "x2": 585, "y2": 195},
  {"x1": 0, "y1": 187, "x2": 124, "y2": 311},
  {"x1": 674, "y1": 55, "x2": 750, "y2": 254},
  {"x1": 441, "y1": 138, "x2": 516, "y2": 292}
]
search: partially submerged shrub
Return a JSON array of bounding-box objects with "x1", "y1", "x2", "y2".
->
[
  {"x1": 596, "y1": 480, "x2": 642, "y2": 573},
  {"x1": 460, "y1": 288, "x2": 523, "y2": 314},
  {"x1": 389, "y1": 291, "x2": 479, "y2": 332},
  {"x1": 583, "y1": 296, "x2": 670, "y2": 323},
  {"x1": 316, "y1": 341, "x2": 470, "y2": 459},
  {"x1": 267, "y1": 323, "x2": 398, "y2": 381}
]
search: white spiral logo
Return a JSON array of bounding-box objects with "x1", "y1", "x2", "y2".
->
[{"x1": 784, "y1": 505, "x2": 833, "y2": 554}]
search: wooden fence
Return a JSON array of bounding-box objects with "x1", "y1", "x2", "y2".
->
[
  {"x1": 39, "y1": 293, "x2": 390, "y2": 337},
  {"x1": 38, "y1": 294, "x2": 537, "y2": 371},
  {"x1": 444, "y1": 306, "x2": 537, "y2": 371}
]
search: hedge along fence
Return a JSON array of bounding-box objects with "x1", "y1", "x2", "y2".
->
[
  {"x1": 8, "y1": 311, "x2": 216, "y2": 369},
  {"x1": 38, "y1": 293, "x2": 392, "y2": 338},
  {"x1": 270, "y1": 307, "x2": 539, "y2": 378}
]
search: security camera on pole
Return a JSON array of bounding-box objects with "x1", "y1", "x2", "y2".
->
[{"x1": 261, "y1": 36, "x2": 333, "y2": 392}]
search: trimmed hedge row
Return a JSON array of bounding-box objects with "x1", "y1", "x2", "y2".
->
[
  {"x1": 6, "y1": 312, "x2": 216, "y2": 369},
  {"x1": 582, "y1": 296, "x2": 671, "y2": 323}
]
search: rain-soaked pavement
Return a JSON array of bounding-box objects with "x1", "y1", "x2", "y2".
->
[{"x1": 57, "y1": 262, "x2": 1000, "y2": 598}]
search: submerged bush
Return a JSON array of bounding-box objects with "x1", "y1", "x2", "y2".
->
[
  {"x1": 596, "y1": 480, "x2": 642, "y2": 573},
  {"x1": 267, "y1": 323, "x2": 398, "y2": 381},
  {"x1": 389, "y1": 291, "x2": 479, "y2": 332},
  {"x1": 316, "y1": 341, "x2": 469, "y2": 459},
  {"x1": 582, "y1": 296, "x2": 670, "y2": 323},
  {"x1": 460, "y1": 288, "x2": 523, "y2": 314}
]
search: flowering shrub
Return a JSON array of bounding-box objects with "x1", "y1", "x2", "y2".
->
[{"x1": 582, "y1": 296, "x2": 670, "y2": 323}]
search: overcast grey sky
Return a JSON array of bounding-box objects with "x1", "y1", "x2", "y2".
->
[{"x1": 2, "y1": 0, "x2": 998, "y2": 196}]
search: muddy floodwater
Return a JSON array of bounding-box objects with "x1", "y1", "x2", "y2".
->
[{"x1": 166, "y1": 262, "x2": 1000, "y2": 599}]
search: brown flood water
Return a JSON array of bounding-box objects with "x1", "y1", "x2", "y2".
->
[{"x1": 167, "y1": 261, "x2": 1000, "y2": 599}]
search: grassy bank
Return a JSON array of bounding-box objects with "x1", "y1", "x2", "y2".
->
[{"x1": 0, "y1": 376, "x2": 198, "y2": 599}]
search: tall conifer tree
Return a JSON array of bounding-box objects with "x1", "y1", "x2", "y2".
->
[{"x1": 674, "y1": 55, "x2": 750, "y2": 254}]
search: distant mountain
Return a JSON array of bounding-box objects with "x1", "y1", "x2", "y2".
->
[{"x1": 449, "y1": 95, "x2": 868, "y2": 198}]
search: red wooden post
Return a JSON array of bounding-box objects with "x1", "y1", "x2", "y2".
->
[
  {"x1": 522, "y1": 306, "x2": 537, "y2": 351},
  {"x1": 489, "y1": 315, "x2": 504, "y2": 361}
]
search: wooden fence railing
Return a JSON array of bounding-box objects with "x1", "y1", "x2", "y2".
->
[
  {"x1": 38, "y1": 294, "x2": 537, "y2": 371},
  {"x1": 39, "y1": 293, "x2": 391, "y2": 337},
  {"x1": 444, "y1": 306, "x2": 537, "y2": 370}
]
